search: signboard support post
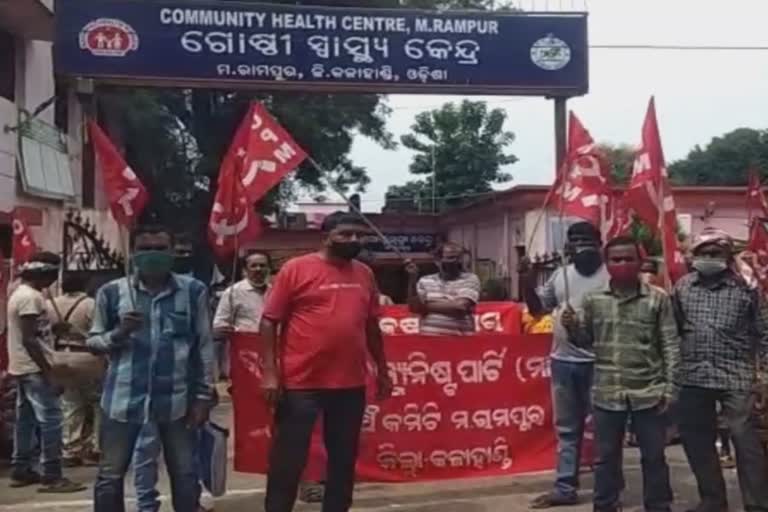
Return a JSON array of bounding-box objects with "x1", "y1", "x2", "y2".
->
[
  {"x1": 554, "y1": 97, "x2": 568, "y2": 170},
  {"x1": 553, "y1": 96, "x2": 570, "y2": 304}
]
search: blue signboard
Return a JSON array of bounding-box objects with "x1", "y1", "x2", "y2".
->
[{"x1": 55, "y1": 1, "x2": 588, "y2": 96}]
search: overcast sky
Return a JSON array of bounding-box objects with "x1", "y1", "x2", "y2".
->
[{"x1": 347, "y1": 0, "x2": 768, "y2": 211}]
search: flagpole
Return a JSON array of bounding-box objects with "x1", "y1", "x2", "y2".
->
[
  {"x1": 558, "y1": 171, "x2": 571, "y2": 305},
  {"x1": 525, "y1": 177, "x2": 558, "y2": 254},
  {"x1": 307, "y1": 157, "x2": 407, "y2": 260},
  {"x1": 228, "y1": 167, "x2": 240, "y2": 330},
  {"x1": 657, "y1": 182, "x2": 672, "y2": 291},
  {"x1": 121, "y1": 225, "x2": 137, "y2": 309}
]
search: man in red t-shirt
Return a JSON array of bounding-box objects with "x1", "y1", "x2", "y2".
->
[{"x1": 260, "y1": 212, "x2": 393, "y2": 512}]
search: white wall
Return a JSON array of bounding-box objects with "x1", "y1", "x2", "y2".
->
[{"x1": 0, "y1": 25, "x2": 119, "y2": 255}]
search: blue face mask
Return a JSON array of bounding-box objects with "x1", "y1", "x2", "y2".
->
[{"x1": 133, "y1": 250, "x2": 174, "y2": 276}]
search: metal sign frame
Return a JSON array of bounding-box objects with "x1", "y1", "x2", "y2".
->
[{"x1": 55, "y1": 0, "x2": 589, "y2": 97}]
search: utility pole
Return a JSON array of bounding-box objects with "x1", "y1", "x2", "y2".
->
[{"x1": 431, "y1": 145, "x2": 437, "y2": 214}]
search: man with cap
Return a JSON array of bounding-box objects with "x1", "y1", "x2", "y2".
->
[
  {"x1": 521, "y1": 221, "x2": 610, "y2": 508},
  {"x1": 7, "y1": 252, "x2": 84, "y2": 492},
  {"x1": 674, "y1": 227, "x2": 768, "y2": 512}
]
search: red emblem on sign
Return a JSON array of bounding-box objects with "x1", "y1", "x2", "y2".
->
[{"x1": 79, "y1": 18, "x2": 139, "y2": 57}]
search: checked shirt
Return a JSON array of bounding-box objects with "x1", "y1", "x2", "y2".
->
[{"x1": 673, "y1": 271, "x2": 768, "y2": 391}]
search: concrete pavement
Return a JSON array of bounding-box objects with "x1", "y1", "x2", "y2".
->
[{"x1": 0, "y1": 401, "x2": 743, "y2": 511}]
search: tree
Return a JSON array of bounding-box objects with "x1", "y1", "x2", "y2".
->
[
  {"x1": 385, "y1": 100, "x2": 516, "y2": 212},
  {"x1": 669, "y1": 128, "x2": 768, "y2": 185},
  {"x1": 99, "y1": 0, "x2": 521, "y2": 275},
  {"x1": 597, "y1": 143, "x2": 635, "y2": 186}
]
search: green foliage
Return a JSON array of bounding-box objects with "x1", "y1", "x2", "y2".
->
[
  {"x1": 669, "y1": 128, "x2": 768, "y2": 185},
  {"x1": 597, "y1": 143, "x2": 635, "y2": 186},
  {"x1": 98, "y1": 0, "x2": 522, "y2": 268},
  {"x1": 385, "y1": 100, "x2": 516, "y2": 212}
]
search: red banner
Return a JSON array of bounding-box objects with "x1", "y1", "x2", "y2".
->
[
  {"x1": 378, "y1": 303, "x2": 523, "y2": 337},
  {"x1": 231, "y1": 331, "x2": 566, "y2": 482}
]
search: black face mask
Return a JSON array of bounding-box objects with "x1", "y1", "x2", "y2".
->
[
  {"x1": 440, "y1": 261, "x2": 463, "y2": 278},
  {"x1": 572, "y1": 247, "x2": 602, "y2": 276},
  {"x1": 330, "y1": 241, "x2": 362, "y2": 260},
  {"x1": 173, "y1": 256, "x2": 194, "y2": 275}
]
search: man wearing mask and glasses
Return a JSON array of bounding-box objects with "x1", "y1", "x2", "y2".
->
[
  {"x1": 406, "y1": 242, "x2": 481, "y2": 336},
  {"x1": 673, "y1": 228, "x2": 768, "y2": 512},
  {"x1": 520, "y1": 221, "x2": 609, "y2": 508}
]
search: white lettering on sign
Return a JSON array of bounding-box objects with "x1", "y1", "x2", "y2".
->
[
  {"x1": 181, "y1": 31, "x2": 292, "y2": 56},
  {"x1": 160, "y1": 8, "x2": 267, "y2": 29},
  {"x1": 271, "y1": 12, "x2": 338, "y2": 31},
  {"x1": 376, "y1": 437, "x2": 511, "y2": 474},
  {"x1": 414, "y1": 18, "x2": 499, "y2": 35},
  {"x1": 405, "y1": 38, "x2": 480, "y2": 65}
]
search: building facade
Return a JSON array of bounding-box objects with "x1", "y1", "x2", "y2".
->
[{"x1": 0, "y1": 0, "x2": 120, "y2": 261}]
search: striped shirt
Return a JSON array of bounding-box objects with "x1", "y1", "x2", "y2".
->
[
  {"x1": 417, "y1": 272, "x2": 480, "y2": 336},
  {"x1": 87, "y1": 274, "x2": 215, "y2": 424}
]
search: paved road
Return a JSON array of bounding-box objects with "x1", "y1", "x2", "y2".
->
[{"x1": 0, "y1": 402, "x2": 742, "y2": 512}]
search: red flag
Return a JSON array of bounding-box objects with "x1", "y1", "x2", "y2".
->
[
  {"x1": 88, "y1": 120, "x2": 148, "y2": 227},
  {"x1": 747, "y1": 169, "x2": 768, "y2": 222},
  {"x1": 746, "y1": 218, "x2": 768, "y2": 292},
  {"x1": 626, "y1": 98, "x2": 686, "y2": 284},
  {"x1": 11, "y1": 211, "x2": 37, "y2": 266},
  {"x1": 208, "y1": 136, "x2": 263, "y2": 260},
  {"x1": 230, "y1": 103, "x2": 307, "y2": 204},
  {"x1": 551, "y1": 113, "x2": 613, "y2": 227},
  {"x1": 604, "y1": 194, "x2": 633, "y2": 240}
]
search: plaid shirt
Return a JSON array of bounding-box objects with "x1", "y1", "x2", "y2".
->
[
  {"x1": 574, "y1": 283, "x2": 680, "y2": 411},
  {"x1": 673, "y1": 271, "x2": 768, "y2": 391},
  {"x1": 87, "y1": 274, "x2": 215, "y2": 424}
]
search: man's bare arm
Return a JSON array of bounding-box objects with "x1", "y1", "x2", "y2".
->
[
  {"x1": 260, "y1": 317, "x2": 279, "y2": 375},
  {"x1": 365, "y1": 318, "x2": 387, "y2": 372},
  {"x1": 20, "y1": 315, "x2": 52, "y2": 375}
]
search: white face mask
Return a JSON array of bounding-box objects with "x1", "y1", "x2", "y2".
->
[{"x1": 693, "y1": 258, "x2": 728, "y2": 277}]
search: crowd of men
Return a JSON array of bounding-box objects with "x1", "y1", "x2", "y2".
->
[
  {"x1": 4, "y1": 212, "x2": 768, "y2": 512},
  {"x1": 2, "y1": 211, "x2": 484, "y2": 512},
  {"x1": 521, "y1": 222, "x2": 768, "y2": 512}
]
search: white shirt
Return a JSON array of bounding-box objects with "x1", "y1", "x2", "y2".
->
[
  {"x1": 7, "y1": 283, "x2": 54, "y2": 376},
  {"x1": 212, "y1": 279, "x2": 268, "y2": 333}
]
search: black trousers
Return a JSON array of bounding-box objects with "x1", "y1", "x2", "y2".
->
[
  {"x1": 265, "y1": 387, "x2": 366, "y2": 512},
  {"x1": 678, "y1": 386, "x2": 768, "y2": 512},
  {"x1": 593, "y1": 406, "x2": 673, "y2": 512}
]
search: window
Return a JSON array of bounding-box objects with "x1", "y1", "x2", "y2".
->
[
  {"x1": 17, "y1": 115, "x2": 75, "y2": 200},
  {"x1": 547, "y1": 216, "x2": 577, "y2": 253},
  {"x1": 0, "y1": 29, "x2": 14, "y2": 101}
]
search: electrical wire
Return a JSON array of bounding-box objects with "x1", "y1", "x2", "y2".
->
[{"x1": 591, "y1": 44, "x2": 768, "y2": 51}]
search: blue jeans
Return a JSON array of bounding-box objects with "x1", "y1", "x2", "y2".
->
[
  {"x1": 94, "y1": 414, "x2": 199, "y2": 512},
  {"x1": 550, "y1": 359, "x2": 593, "y2": 499},
  {"x1": 12, "y1": 373, "x2": 63, "y2": 480},
  {"x1": 133, "y1": 423, "x2": 161, "y2": 512},
  {"x1": 594, "y1": 406, "x2": 672, "y2": 512}
]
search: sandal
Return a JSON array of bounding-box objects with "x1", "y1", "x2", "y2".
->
[
  {"x1": 38, "y1": 478, "x2": 86, "y2": 494},
  {"x1": 530, "y1": 491, "x2": 579, "y2": 509},
  {"x1": 9, "y1": 469, "x2": 41, "y2": 488},
  {"x1": 299, "y1": 482, "x2": 325, "y2": 504}
]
